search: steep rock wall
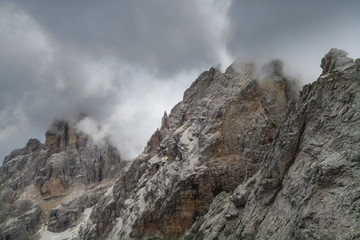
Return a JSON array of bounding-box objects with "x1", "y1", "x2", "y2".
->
[
  {"x1": 78, "y1": 59, "x2": 297, "y2": 239},
  {"x1": 184, "y1": 49, "x2": 360, "y2": 240},
  {"x1": 0, "y1": 120, "x2": 124, "y2": 239}
]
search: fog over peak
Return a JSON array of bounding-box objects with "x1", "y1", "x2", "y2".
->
[{"x1": 1, "y1": 0, "x2": 359, "y2": 162}]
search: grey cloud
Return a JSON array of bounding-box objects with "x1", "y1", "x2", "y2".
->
[
  {"x1": 9, "y1": 0, "x2": 231, "y2": 76},
  {"x1": 1, "y1": 0, "x2": 359, "y2": 163},
  {"x1": 227, "y1": 0, "x2": 360, "y2": 83},
  {"x1": 228, "y1": 0, "x2": 358, "y2": 52},
  {"x1": 0, "y1": 1, "x2": 215, "y2": 161}
]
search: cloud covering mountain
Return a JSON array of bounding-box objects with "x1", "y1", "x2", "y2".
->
[{"x1": 0, "y1": 0, "x2": 359, "y2": 161}]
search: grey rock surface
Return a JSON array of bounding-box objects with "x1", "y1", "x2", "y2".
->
[
  {"x1": 76, "y1": 58, "x2": 297, "y2": 239},
  {"x1": 184, "y1": 48, "x2": 360, "y2": 240},
  {"x1": 1, "y1": 48, "x2": 359, "y2": 240},
  {"x1": 0, "y1": 120, "x2": 125, "y2": 239},
  {"x1": 78, "y1": 49, "x2": 359, "y2": 240}
]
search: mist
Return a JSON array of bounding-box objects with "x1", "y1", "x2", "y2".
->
[
  {"x1": 0, "y1": 0, "x2": 233, "y2": 161},
  {"x1": 1, "y1": 0, "x2": 360, "y2": 162}
]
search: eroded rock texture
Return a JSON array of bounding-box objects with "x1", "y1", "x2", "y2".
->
[
  {"x1": 76, "y1": 49, "x2": 360, "y2": 240},
  {"x1": 76, "y1": 58, "x2": 300, "y2": 239},
  {"x1": 184, "y1": 49, "x2": 360, "y2": 240},
  {"x1": 1, "y1": 48, "x2": 359, "y2": 240},
  {"x1": 0, "y1": 120, "x2": 124, "y2": 239}
]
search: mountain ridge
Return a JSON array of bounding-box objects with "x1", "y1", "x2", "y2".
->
[
  {"x1": 0, "y1": 120, "x2": 125, "y2": 239},
  {"x1": 1, "y1": 48, "x2": 360, "y2": 239}
]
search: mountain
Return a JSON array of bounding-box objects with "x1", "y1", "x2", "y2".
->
[
  {"x1": 1, "y1": 48, "x2": 360, "y2": 240},
  {"x1": 0, "y1": 120, "x2": 125, "y2": 239}
]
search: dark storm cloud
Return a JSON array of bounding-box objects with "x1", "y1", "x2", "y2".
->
[
  {"x1": 0, "y1": 1, "x2": 232, "y2": 161},
  {"x1": 229, "y1": 0, "x2": 359, "y2": 50},
  {"x1": 9, "y1": 0, "x2": 231, "y2": 75},
  {"x1": 1, "y1": 0, "x2": 359, "y2": 163},
  {"x1": 227, "y1": 0, "x2": 360, "y2": 82}
]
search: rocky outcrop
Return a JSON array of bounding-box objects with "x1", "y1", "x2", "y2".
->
[
  {"x1": 0, "y1": 120, "x2": 124, "y2": 239},
  {"x1": 73, "y1": 49, "x2": 360, "y2": 240},
  {"x1": 76, "y1": 58, "x2": 299, "y2": 239},
  {"x1": 1, "y1": 48, "x2": 359, "y2": 240},
  {"x1": 184, "y1": 48, "x2": 360, "y2": 239}
]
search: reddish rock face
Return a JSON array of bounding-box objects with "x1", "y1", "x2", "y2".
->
[
  {"x1": 184, "y1": 49, "x2": 360, "y2": 239},
  {"x1": 40, "y1": 177, "x2": 66, "y2": 196},
  {"x1": 2, "y1": 49, "x2": 359, "y2": 240},
  {"x1": 83, "y1": 59, "x2": 297, "y2": 239},
  {"x1": 80, "y1": 50, "x2": 360, "y2": 240}
]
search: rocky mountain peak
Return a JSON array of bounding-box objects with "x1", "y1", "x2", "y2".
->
[
  {"x1": 1, "y1": 49, "x2": 360, "y2": 240},
  {"x1": 77, "y1": 58, "x2": 299, "y2": 239},
  {"x1": 320, "y1": 48, "x2": 357, "y2": 74},
  {"x1": 0, "y1": 120, "x2": 125, "y2": 238},
  {"x1": 25, "y1": 138, "x2": 41, "y2": 151},
  {"x1": 44, "y1": 120, "x2": 90, "y2": 154},
  {"x1": 45, "y1": 120, "x2": 72, "y2": 151},
  {"x1": 77, "y1": 49, "x2": 359, "y2": 240}
]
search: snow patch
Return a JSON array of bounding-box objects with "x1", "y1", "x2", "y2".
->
[
  {"x1": 179, "y1": 126, "x2": 194, "y2": 146},
  {"x1": 36, "y1": 206, "x2": 94, "y2": 240},
  {"x1": 149, "y1": 155, "x2": 167, "y2": 164},
  {"x1": 124, "y1": 198, "x2": 133, "y2": 206},
  {"x1": 82, "y1": 207, "x2": 93, "y2": 221},
  {"x1": 135, "y1": 187, "x2": 147, "y2": 213},
  {"x1": 107, "y1": 218, "x2": 123, "y2": 239},
  {"x1": 37, "y1": 225, "x2": 72, "y2": 240},
  {"x1": 72, "y1": 206, "x2": 94, "y2": 238},
  {"x1": 104, "y1": 185, "x2": 113, "y2": 197}
]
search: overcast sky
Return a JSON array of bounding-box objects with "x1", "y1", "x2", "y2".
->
[{"x1": 1, "y1": 0, "x2": 359, "y2": 162}]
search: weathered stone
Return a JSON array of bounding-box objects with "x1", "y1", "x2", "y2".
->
[
  {"x1": 0, "y1": 120, "x2": 125, "y2": 238},
  {"x1": 184, "y1": 49, "x2": 360, "y2": 239},
  {"x1": 77, "y1": 58, "x2": 297, "y2": 239},
  {"x1": 1, "y1": 48, "x2": 360, "y2": 240}
]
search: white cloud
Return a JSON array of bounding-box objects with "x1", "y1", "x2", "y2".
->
[
  {"x1": 0, "y1": 2, "x2": 204, "y2": 160},
  {"x1": 0, "y1": 107, "x2": 28, "y2": 143},
  {"x1": 76, "y1": 66, "x2": 198, "y2": 159},
  {"x1": 76, "y1": 117, "x2": 109, "y2": 143},
  {"x1": 3, "y1": 0, "x2": 358, "y2": 164},
  {"x1": 0, "y1": 3, "x2": 53, "y2": 75},
  {"x1": 195, "y1": 0, "x2": 234, "y2": 71},
  {"x1": 81, "y1": 60, "x2": 117, "y2": 98}
]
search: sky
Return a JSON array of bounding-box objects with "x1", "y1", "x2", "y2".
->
[{"x1": 0, "y1": 0, "x2": 359, "y2": 162}]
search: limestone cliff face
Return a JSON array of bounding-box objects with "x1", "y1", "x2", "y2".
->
[
  {"x1": 76, "y1": 59, "x2": 298, "y2": 239},
  {"x1": 76, "y1": 49, "x2": 360, "y2": 240},
  {"x1": 0, "y1": 120, "x2": 124, "y2": 239},
  {"x1": 1, "y1": 49, "x2": 359, "y2": 240},
  {"x1": 184, "y1": 49, "x2": 360, "y2": 239}
]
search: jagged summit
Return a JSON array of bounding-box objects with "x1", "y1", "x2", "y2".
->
[
  {"x1": 0, "y1": 120, "x2": 124, "y2": 238},
  {"x1": 1, "y1": 49, "x2": 360, "y2": 240},
  {"x1": 45, "y1": 120, "x2": 74, "y2": 152},
  {"x1": 78, "y1": 58, "x2": 299, "y2": 239},
  {"x1": 320, "y1": 48, "x2": 358, "y2": 74}
]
